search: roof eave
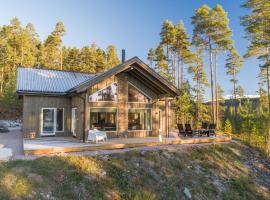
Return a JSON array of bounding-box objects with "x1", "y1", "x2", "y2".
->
[{"x1": 16, "y1": 90, "x2": 67, "y2": 96}]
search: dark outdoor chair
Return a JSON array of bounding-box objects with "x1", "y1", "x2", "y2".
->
[
  {"x1": 199, "y1": 122, "x2": 208, "y2": 136},
  {"x1": 177, "y1": 124, "x2": 186, "y2": 137},
  {"x1": 184, "y1": 124, "x2": 193, "y2": 137},
  {"x1": 207, "y1": 123, "x2": 216, "y2": 137}
]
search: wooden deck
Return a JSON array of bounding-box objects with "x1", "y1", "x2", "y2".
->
[{"x1": 24, "y1": 135, "x2": 232, "y2": 155}]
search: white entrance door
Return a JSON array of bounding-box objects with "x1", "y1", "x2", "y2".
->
[
  {"x1": 41, "y1": 108, "x2": 56, "y2": 136},
  {"x1": 159, "y1": 109, "x2": 163, "y2": 133},
  {"x1": 71, "y1": 108, "x2": 77, "y2": 137}
]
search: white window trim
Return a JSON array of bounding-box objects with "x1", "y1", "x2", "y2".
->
[
  {"x1": 40, "y1": 108, "x2": 64, "y2": 136},
  {"x1": 127, "y1": 108, "x2": 152, "y2": 131},
  {"x1": 71, "y1": 107, "x2": 77, "y2": 136},
  {"x1": 89, "y1": 82, "x2": 118, "y2": 103},
  {"x1": 90, "y1": 107, "x2": 118, "y2": 132},
  {"x1": 128, "y1": 82, "x2": 152, "y2": 103}
]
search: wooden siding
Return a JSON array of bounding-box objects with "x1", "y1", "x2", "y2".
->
[
  {"x1": 22, "y1": 72, "x2": 177, "y2": 139},
  {"x1": 22, "y1": 95, "x2": 71, "y2": 138},
  {"x1": 85, "y1": 72, "x2": 174, "y2": 138},
  {"x1": 71, "y1": 93, "x2": 87, "y2": 140}
]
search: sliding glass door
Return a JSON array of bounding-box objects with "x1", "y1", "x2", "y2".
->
[
  {"x1": 42, "y1": 108, "x2": 55, "y2": 135},
  {"x1": 41, "y1": 108, "x2": 64, "y2": 136}
]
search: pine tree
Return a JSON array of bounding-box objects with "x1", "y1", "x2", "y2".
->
[
  {"x1": 224, "y1": 119, "x2": 233, "y2": 135},
  {"x1": 226, "y1": 46, "x2": 244, "y2": 117},
  {"x1": 160, "y1": 20, "x2": 175, "y2": 59},
  {"x1": 160, "y1": 20, "x2": 175, "y2": 82},
  {"x1": 173, "y1": 21, "x2": 192, "y2": 88},
  {"x1": 154, "y1": 44, "x2": 169, "y2": 79},
  {"x1": 177, "y1": 82, "x2": 194, "y2": 124},
  {"x1": 211, "y1": 4, "x2": 233, "y2": 126},
  {"x1": 236, "y1": 85, "x2": 245, "y2": 108},
  {"x1": 42, "y1": 22, "x2": 66, "y2": 69},
  {"x1": 95, "y1": 48, "x2": 106, "y2": 73},
  {"x1": 192, "y1": 4, "x2": 234, "y2": 124},
  {"x1": 192, "y1": 4, "x2": 216, "y2": 123},
  {"x1": 106, "y1": 45, "x2": 120, "y2": 69},
  {"x1": 147, "y1": 48, "x2": 155, "y2": 67},
  {"x1": 241, "y1": 0, "x2": 270, "y2": 112},
  {"x1": 241, "y1": 0, "x2": 270, "y2": 153},
  {"x1": 188, "y1": 49, "x2": 209, "y2": 125}
]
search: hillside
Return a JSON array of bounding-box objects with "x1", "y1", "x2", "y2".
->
[{"x1": 0, "y1": 142, "x2": 269, "y2": 200}]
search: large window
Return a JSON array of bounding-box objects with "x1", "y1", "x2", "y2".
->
[
  {"x1": 128, "y1": 109, "x2": 152, "y2": 131},
  {"x1": 128, "y1": 84, "x2": 151, "y2": 103},
  {"x1": 90, "y1": 108, "x2": 117, "y2": 131},
  {"x1": 41, "y1": 108, "x2": 64, "y2": 135},
  {"x1": 56, "y1": 108, "x2": 64, "y2": 131},
  {"x1": 89, "y1": 82, "x2": 118, "y2": 102}
]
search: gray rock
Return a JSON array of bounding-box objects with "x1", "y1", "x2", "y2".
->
[{"x1": 183, "y1": 187, "x2": 192, "y2": 199}]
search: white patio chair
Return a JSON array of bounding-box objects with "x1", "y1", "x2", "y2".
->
[{"x1": 87, "y1": 129, "x2": 107, "y2": 143}]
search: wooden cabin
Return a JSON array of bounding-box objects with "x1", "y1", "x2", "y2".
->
[{"x1": 16, "y1": 57, "x2": 179, "y2": 141}]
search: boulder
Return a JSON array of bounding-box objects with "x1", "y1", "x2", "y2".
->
[{"x1": 0, "y1": 148, "x2": 13, "y2": 161}]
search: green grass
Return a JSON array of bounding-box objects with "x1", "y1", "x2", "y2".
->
[{"x1": 0, "y1": 142, "x2": 269, "y2": 200}]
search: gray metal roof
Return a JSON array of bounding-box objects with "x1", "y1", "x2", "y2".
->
[{"x1": 16, "y1": 67, "x2": 96, "y2": 94}]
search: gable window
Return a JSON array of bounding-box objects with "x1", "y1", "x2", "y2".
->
[
  {"x1": 128, "y1": 83, "x2": 151, "y2": 103},
  {"x1": 90, "y1": 108, "x2": 117, "y2": 131},
  {"x1": 128, "y1": 109, "x2": 152, "y2": 131},
  {"x1": 89, "y1": 82, "x2": 118, "y2": 102}
]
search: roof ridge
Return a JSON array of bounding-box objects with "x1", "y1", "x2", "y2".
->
[{"x1": 18, "y1": 66, "x2": 98, "y2": 75}]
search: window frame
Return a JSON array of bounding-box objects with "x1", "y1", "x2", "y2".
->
[
  {"x1": 127, "y1": 82, "x2": 152, "y2": 103},
  {"x1": 56, "y1": 108, "x2": 64, "y2": 132},
  {"x1": 89, "y1": 82, "x2": 118, "y2": 102},
  {"x1": 89, "y1": 107, "x2": 118, "y2": 132},
  {"x1": 127, "y1": 108, "x2": 152, "y2": 131},
  {"x1": 40, "y1": 107, "x2": 64, "y2": 136}
]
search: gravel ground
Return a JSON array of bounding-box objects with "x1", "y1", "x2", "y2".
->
[{"x1": 0, "y1": 129, "x2": 24, "y2": 156}]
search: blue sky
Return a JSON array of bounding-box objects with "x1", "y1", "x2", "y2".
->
[{"x1": 0, "y1": 0, "x2": 259, "y2": 98}]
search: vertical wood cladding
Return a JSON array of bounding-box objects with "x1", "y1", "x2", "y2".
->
[
  {"x1": 22, "y1": 73, "x2": 176, "y2": 139},
  {"x1": 22, "y1": 95, "x2": 71, "y2": 138}
]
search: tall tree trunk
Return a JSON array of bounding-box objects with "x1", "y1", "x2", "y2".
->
[
  {"x1": 266, "y1": 47, "x2": 270, "y2": 156},
  {"x1": 173, "y1": 53, "x2": 176, "y2": 86},
  {"x1": 266, "y1": 129, "x2": 270, "y2": 156},
  {"x1": 0, "y1": 67, "x2": 3, "y2": 96},
  {"x1": 233, "y1": 68, "x2": 237, "y2": 118},
  {"x1": 196, "y1": 77, "x2": 199, "y2": 127},
  {"x1": 177, "y1": 55, "x2": 180, "y2": 89},
  {"x1": 60, "y1": 47, "x2": 63, "y2": 70},
  {"x1": 214, "y1": 49, "x2": 219, "y2": 126},
  {"x1": 209, "y1": 43, "x2": 215, "y2": 123},
  {"x1": 266, "y1": 47, "x2": 270, "y2": 113},
  {"x1": 180, "y1": 59, "x2": 183, "y2": 88},
  {"x1": 21, "y1": 46, "x2": 23, "y2": 66}
]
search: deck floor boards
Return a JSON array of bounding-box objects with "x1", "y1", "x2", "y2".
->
[{"x1": 24, "y1": 134, "x2": 232, "y2": 155}]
